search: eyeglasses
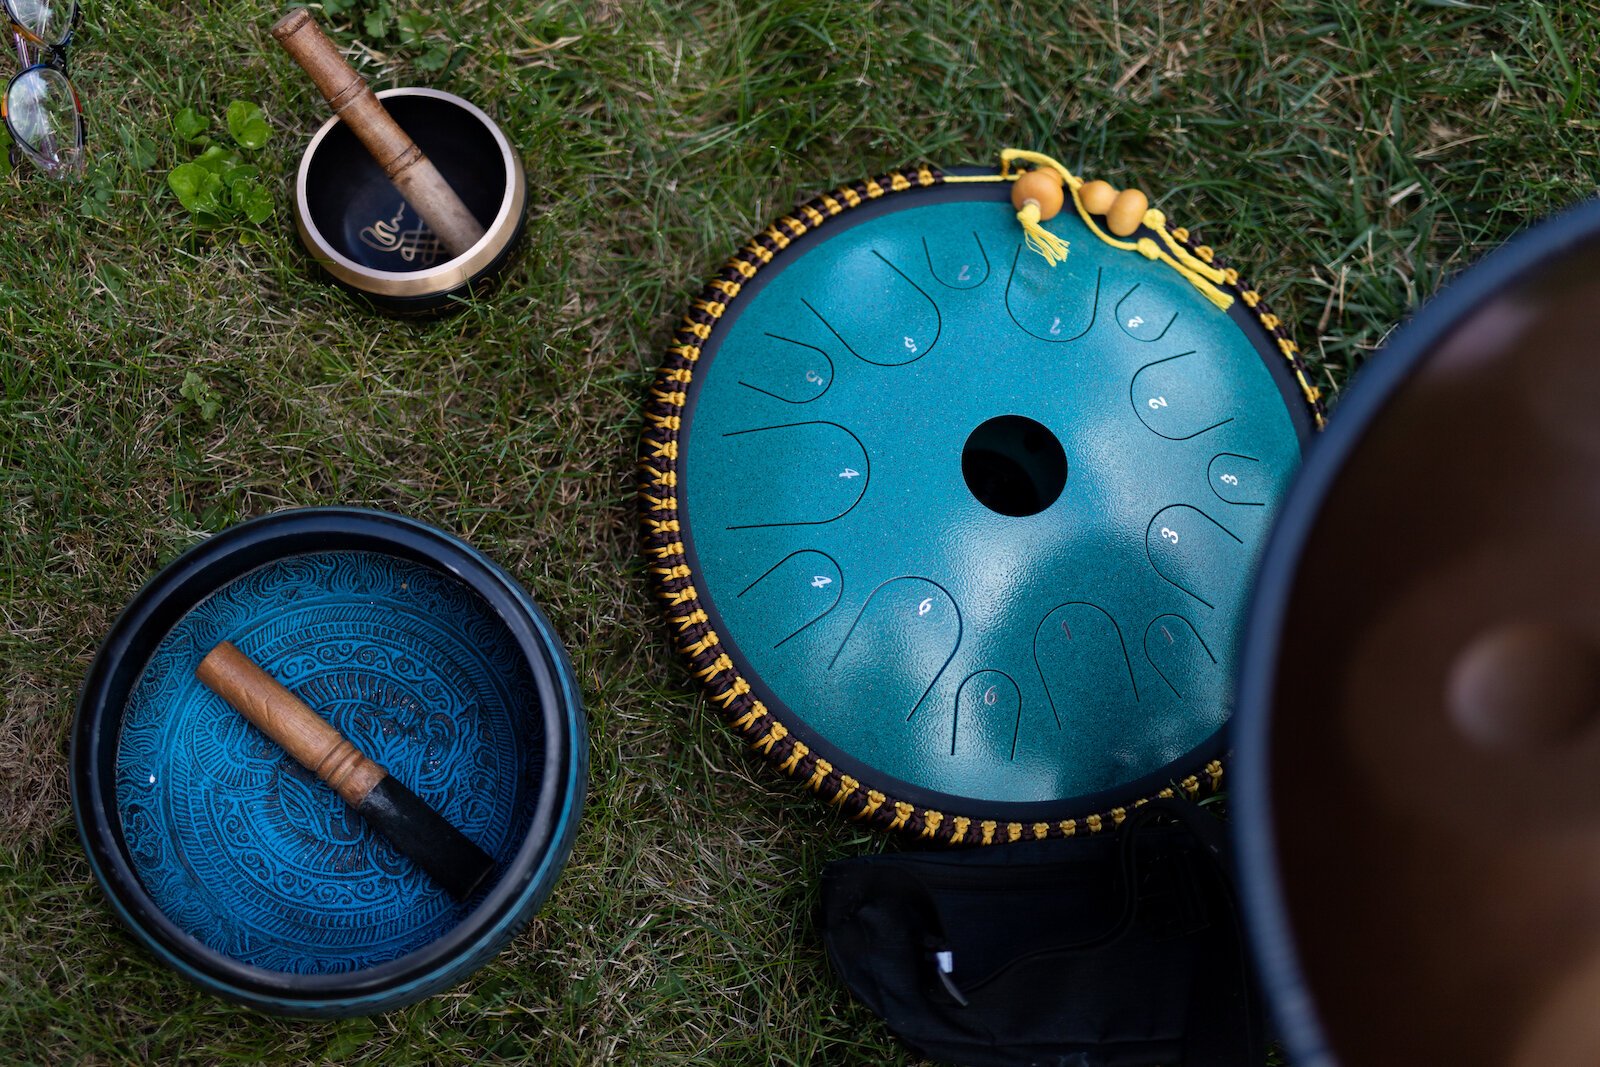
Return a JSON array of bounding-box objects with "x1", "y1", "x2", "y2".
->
[{"x1": 3, "y1": 0, "x2": 84, "y2": 175}]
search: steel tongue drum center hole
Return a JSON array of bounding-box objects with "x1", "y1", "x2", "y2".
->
[{"x1": 961, "y1": 415, "x2": 1068, "y2": 517}]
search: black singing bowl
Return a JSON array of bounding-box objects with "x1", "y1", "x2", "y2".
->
[
  {"x1": 1234, "y1": 198, "x2": 1600, "y2": 1066},
  {"x1": 292, "y1": 88, "x2": 527, "y2": 315}
]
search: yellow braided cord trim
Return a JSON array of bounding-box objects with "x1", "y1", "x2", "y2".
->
[
  {"x1": 648, "y1": 541, "x2": 684, "y2": 561},
  {"x1": 860, "y1": 790, "x2": 886, "y2": 819},
  {"x1": 806, "y1": 759, "x2": 832, "y2": 791},
  {"x1": 888, "y1": 801, "x2": 913, "y2": 831},
  {"x1": 921, "y1": 810, "x2": 943, "y2": 838},
  {"x1": 779, "y1": 741, "x2": 808, "y2": 774},
  {"x1": 1006, "y1": 823, "x2": 1022, "y2": 843},
  {"x1": 951, "y1": 816, "x2": 971, "y2": 843},
  {"x1": 832, "y1": 775, "x2": 859, "y2": 806},
  {"x1": 1032, "y1": 822, "x2": 1050, "y2": 840},
  {"x1": 1086, "y1": 813, "x2": 1104, "y2": 833},
  {"x1": 980, "y1": 820, "x2": 996, "y2": 845},
  {"x1": 754, "y1": 721, "x2": 787, "y2": 753},
  {"x1": 711, "y1": 677, "x2": 750, "y2": 707},
  {"x1": 732, "y1": 706, "x2": 764, "y2": 730},
  {"x1": 693, "y1": 652, "x2": 731, "y2": 680},
  {"x1": 1059, "y1": 819, "x2": 1076, "y2": 837}
]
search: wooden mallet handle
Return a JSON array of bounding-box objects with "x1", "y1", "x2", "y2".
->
[
  {"x1": 197, "y1": 641, "x2": 497, "y2": 901},
  {"x1": 272, "y1": 8, "x2": 486, "y2": 259}
]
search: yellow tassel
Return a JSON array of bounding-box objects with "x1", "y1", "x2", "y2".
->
[{"x1": 1017, "y1": 202, "x2": 1070, "y2": 267}]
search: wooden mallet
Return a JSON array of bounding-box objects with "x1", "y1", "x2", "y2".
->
[
  {"x1": 271, "y1": 8, "x2": 486, "y2": 259},
  {"x1": 197, "y1": 641, "x2": 497, "y2": 901}
]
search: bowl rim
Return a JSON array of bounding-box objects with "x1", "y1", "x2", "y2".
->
[
  {"x1": 1230, "y1": 195, "x2": 1600, "y2": 1067},
  {"x1": 70, "y1": 507, "x2": 587, "y2": 1014},
  {"x1": 292, "y1": 88, "x2": 528, "y2": 298}
]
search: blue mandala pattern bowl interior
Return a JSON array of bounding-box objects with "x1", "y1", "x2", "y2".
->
[{"x1": 72, "y1": 510, "x2": 587, "y2": 1016}]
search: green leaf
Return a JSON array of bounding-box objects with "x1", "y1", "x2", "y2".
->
[
  {"x1": 363, "y1": 7, "x2": 389, "y2": 39},
  {"x1": 225, "y1": 100, "x2": 272, "y2": 150},
  {"x1": 396, "y1": 12, "x2": 432, "y2": 45},
  {"x1": 233, "y1": 180, "x2": 274, "y2": 225},
  {"x1": 192, "y1": 144, "x2": 239, "y2": 175},
  {"x1": 172, "y1": 107, "x2": 208, "y2": 143},
  {"x1": 417, "y1": 45, "x2": 450, "y2": 72},
  {"x1": 221, "y1": 164, "x2": 259, "y2": 188},
  {"x1": 168, "y1": 161, "x2": 225, "y2": 217},
  {"x1": 179, "y1": 371, "x2": 222, "y2": 421}
]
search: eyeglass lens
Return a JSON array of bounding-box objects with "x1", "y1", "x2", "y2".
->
[
  {"x1": 6, "y1": 1, "x2": 70, "y2": 47},
  {"x1": 6, "y1": 64, "x2": 80, "y2": 171}
]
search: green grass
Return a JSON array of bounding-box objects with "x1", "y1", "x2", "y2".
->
[{"x1": 1, "y1": 1, "x2": 1596, "y2": 1062}]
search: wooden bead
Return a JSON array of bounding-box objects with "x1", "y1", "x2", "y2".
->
[
  {"x1": 1106, "y1": 187, "x2": 1149, "y2": 237},
  {"x1": 1010, "y1": 169, "x2": 1065, "y2": 220},
  {"x1": 1079, "y1": 180, "x2": 1117, "y2": 215}
]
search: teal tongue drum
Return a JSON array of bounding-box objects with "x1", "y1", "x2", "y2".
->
[{"x1": 643, "y1": 152, "x2": 1320, "y2": 842}]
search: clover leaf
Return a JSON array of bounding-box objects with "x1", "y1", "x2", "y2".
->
[{"x1": 225, "y1": 100, "x2": 272, "y2": 150}]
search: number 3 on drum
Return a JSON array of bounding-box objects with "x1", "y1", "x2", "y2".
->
[
  {"x1": 1160, "y1": 527, "x2": 1180, "y2": 545},
  {"x1": 1219, "y1": 473, "x2": 1239, "y2": 486}
]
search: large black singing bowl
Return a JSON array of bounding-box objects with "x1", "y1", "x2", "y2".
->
[{"x1": 1235, "y1": 198, "x2": 1600, "y2": 1066}]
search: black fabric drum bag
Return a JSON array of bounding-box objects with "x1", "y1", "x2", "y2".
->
[{"x1": 819, "y1": 801, "x2": 1263, "y2": 1067}]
